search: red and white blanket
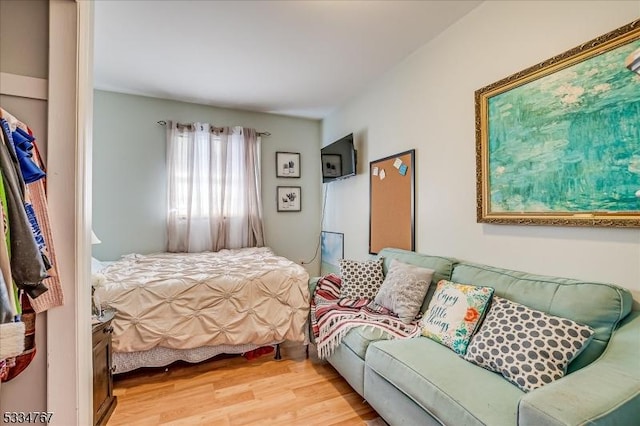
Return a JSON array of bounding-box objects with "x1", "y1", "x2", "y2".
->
[{"x1": 310, "y1": 274, "x2": 421, "y2": 359}]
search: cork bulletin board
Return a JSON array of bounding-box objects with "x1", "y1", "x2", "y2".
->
[{"x1": 369, "y1": 149, "x2": 415, "y2": 254}]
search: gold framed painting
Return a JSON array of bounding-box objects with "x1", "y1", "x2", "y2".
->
[{"x1": 476, "y1": 20, "x2": 640, "y2": 227}]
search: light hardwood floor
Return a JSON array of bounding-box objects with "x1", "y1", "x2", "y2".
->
[{"x1": 107, "y1": 343, "x2": 379, "y2": 426}]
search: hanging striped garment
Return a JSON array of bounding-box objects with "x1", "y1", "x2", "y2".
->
[
  {"x1": 310, "y1": 274, "x2": 421, "y2": 359},
  {"x1": 26, "y1": 179, "x2": 63, "y2": 312},
  {"x1": 24, "y1": 128, "x2": 63, "y2": 312}
]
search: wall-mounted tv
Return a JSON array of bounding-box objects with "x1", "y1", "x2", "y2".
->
[{"x1": 321, "y1": 133, "x2": 356, "y2": 183}]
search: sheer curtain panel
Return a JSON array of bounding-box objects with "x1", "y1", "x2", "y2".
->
[{"x1": 166, "y1": 123, "x2": 265, "y2": 252}]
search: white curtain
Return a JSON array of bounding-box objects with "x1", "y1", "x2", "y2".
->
[{"x1": 166, "y1": 122, "x2": 265, "y2": 252}]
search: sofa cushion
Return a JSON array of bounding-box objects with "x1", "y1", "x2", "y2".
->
[
  {"x1": 374, "y1": 259, "x2": 435, "y2": 323},
  {"x1": 420, "y1": 280, "x2": 494, "y2": 355},
  {"x1": 377, "y1": 248, "x2": 458, "y2": 313},
  {"x1": 451, "y1": 263, "x2": 633, "y2": 372},
  {"x1": 341, "y1": 326, "x2": 392, "y2": 360},
  {"x1": 339, "y1": 258, "x2": 385, "y2": 299},
  {"x1": 464, "y1": 296, "x2": 595, "y2": 392},
  {"x1": 366, "y1": 338, "x2": 524, "y2": 426}
]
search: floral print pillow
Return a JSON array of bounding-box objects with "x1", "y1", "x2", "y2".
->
[{"x1": 420, "y1": 280, "x2": 494, "y2": 355}]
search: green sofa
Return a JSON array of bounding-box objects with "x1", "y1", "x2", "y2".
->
[{"x1": 310, "y1": 248, "x2": 640, "y2": 426}]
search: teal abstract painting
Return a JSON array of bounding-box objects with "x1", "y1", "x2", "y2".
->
[{"x1": 477, "y1": 20, "x2": 640, "y2": 226}]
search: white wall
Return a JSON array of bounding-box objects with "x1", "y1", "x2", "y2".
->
[
  {"x1": 93, "y1": 90, "x2": 322, "y2": 273},
  {"x1": 322, "y1": 1, "x2": 640, "y2": 293}
]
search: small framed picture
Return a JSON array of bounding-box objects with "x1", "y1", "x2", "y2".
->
[
  {"x1": 321, "y1": 154, "x2": 342, "y2": 178},
  {"x1": 277, "y1": 186, "x2": 301, "y2": 212},
  {"x1": 276, "y1": 152, "x2": 301, "y2": 178}
]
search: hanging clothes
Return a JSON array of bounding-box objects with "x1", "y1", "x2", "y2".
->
[
  {"x1": 0, "y1": 109, "x2": 62, "y2": 311},
  {"x1": 22, "y1": 131, "x2": 63, "y2": 312},
  {"x1": 0, "y1": 120, "x2": 48, "y2": 298},
  {"x1": 0, "y1": 175, "x2": 18, "y2": 315},
  {"x1": 0, "y1": 108, "x2": 62, "y2": 311},
  {"x1": 0, "y1": 186, "x2": 24, "y2": 381},
  {"x1": 9, "y1": 127, "x2": 46, "y2": 184},
  {"x1": 0, "y1": 107, "x2": 62, "y2": 382}
]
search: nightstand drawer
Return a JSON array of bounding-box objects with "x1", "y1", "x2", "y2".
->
[{"x1": 92, "y1": 310, "x2": 117, "y2": 426}]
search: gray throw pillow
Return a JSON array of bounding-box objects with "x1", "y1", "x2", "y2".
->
[
  {"x1": 374, "y1": 259, "x2": 435, "y2": 323},
  {"x1": 464, "y1": 296, "x2": 594, "y2": 392}
]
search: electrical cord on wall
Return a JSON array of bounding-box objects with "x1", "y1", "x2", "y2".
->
[{"x1": 301, "y1": 184, "x2": 329, "y2": 265}]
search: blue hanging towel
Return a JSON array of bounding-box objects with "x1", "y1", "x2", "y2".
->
[{"x1": 10, "y1": 129, "x2": 45, "y2": 184}]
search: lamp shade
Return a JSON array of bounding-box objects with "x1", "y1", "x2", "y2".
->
[{"x1": 91, "y1": 231, "x2": 102, "y2": 245}]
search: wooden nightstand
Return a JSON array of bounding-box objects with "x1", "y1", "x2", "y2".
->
[{"x1": 92, "y1": 309, "x2": 117, "y2": 426}]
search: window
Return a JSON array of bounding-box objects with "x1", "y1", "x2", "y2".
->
[{"x1": 166, "y1": 123, "x2": 264, "y2": 252}]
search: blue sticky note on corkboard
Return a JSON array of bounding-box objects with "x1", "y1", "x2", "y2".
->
[{"x1": 399, "y1": 164, "x2": 408, "y2": 176}]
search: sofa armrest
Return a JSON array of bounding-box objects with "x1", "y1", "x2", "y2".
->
[
  {"x1": 518, "y1": 311, "x2": 640, "y2": 426},
  {"x1": 308, "y1": 276, "x2": 321, "y2": 297},
  {"x1": 307, "y1": 277, "x2": 322, "y2": 344}
]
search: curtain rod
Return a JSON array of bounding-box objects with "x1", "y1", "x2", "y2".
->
[{"x1": 157, "y1": 120, "x2": 270, "y2": 137}]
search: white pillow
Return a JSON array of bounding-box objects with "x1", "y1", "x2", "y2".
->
[{"x1": 374, "y1": 259, "x2": 435, "y2": 323}]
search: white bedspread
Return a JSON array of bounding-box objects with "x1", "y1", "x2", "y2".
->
[{"x1": 93, "y1": 247, "x2": 310, "y2": 353}]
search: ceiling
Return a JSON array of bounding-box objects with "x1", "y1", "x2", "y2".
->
[{"x1": 93, "y1": 1, "x2": 482, "y2": 119}]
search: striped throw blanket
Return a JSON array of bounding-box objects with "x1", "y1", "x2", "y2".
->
[{"x1": 311, "y1": 274, "x2": 421, "y2": 359}]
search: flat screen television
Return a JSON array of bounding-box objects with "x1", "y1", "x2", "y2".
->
[{"x1": 321, "y1": 133, "x2": 356, "y2": 183}]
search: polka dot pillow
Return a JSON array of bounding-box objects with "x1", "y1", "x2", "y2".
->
[
  {"x1": 464, "y1": 296, "x2": 595, "y2": 392},
  {"x1": 339, "y1": 258, "x2": 384, "y2": 299}
]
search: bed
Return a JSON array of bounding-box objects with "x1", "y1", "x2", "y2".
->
[{"x1": 92, "y1": 247, "x2": 310, "y2": 373}]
